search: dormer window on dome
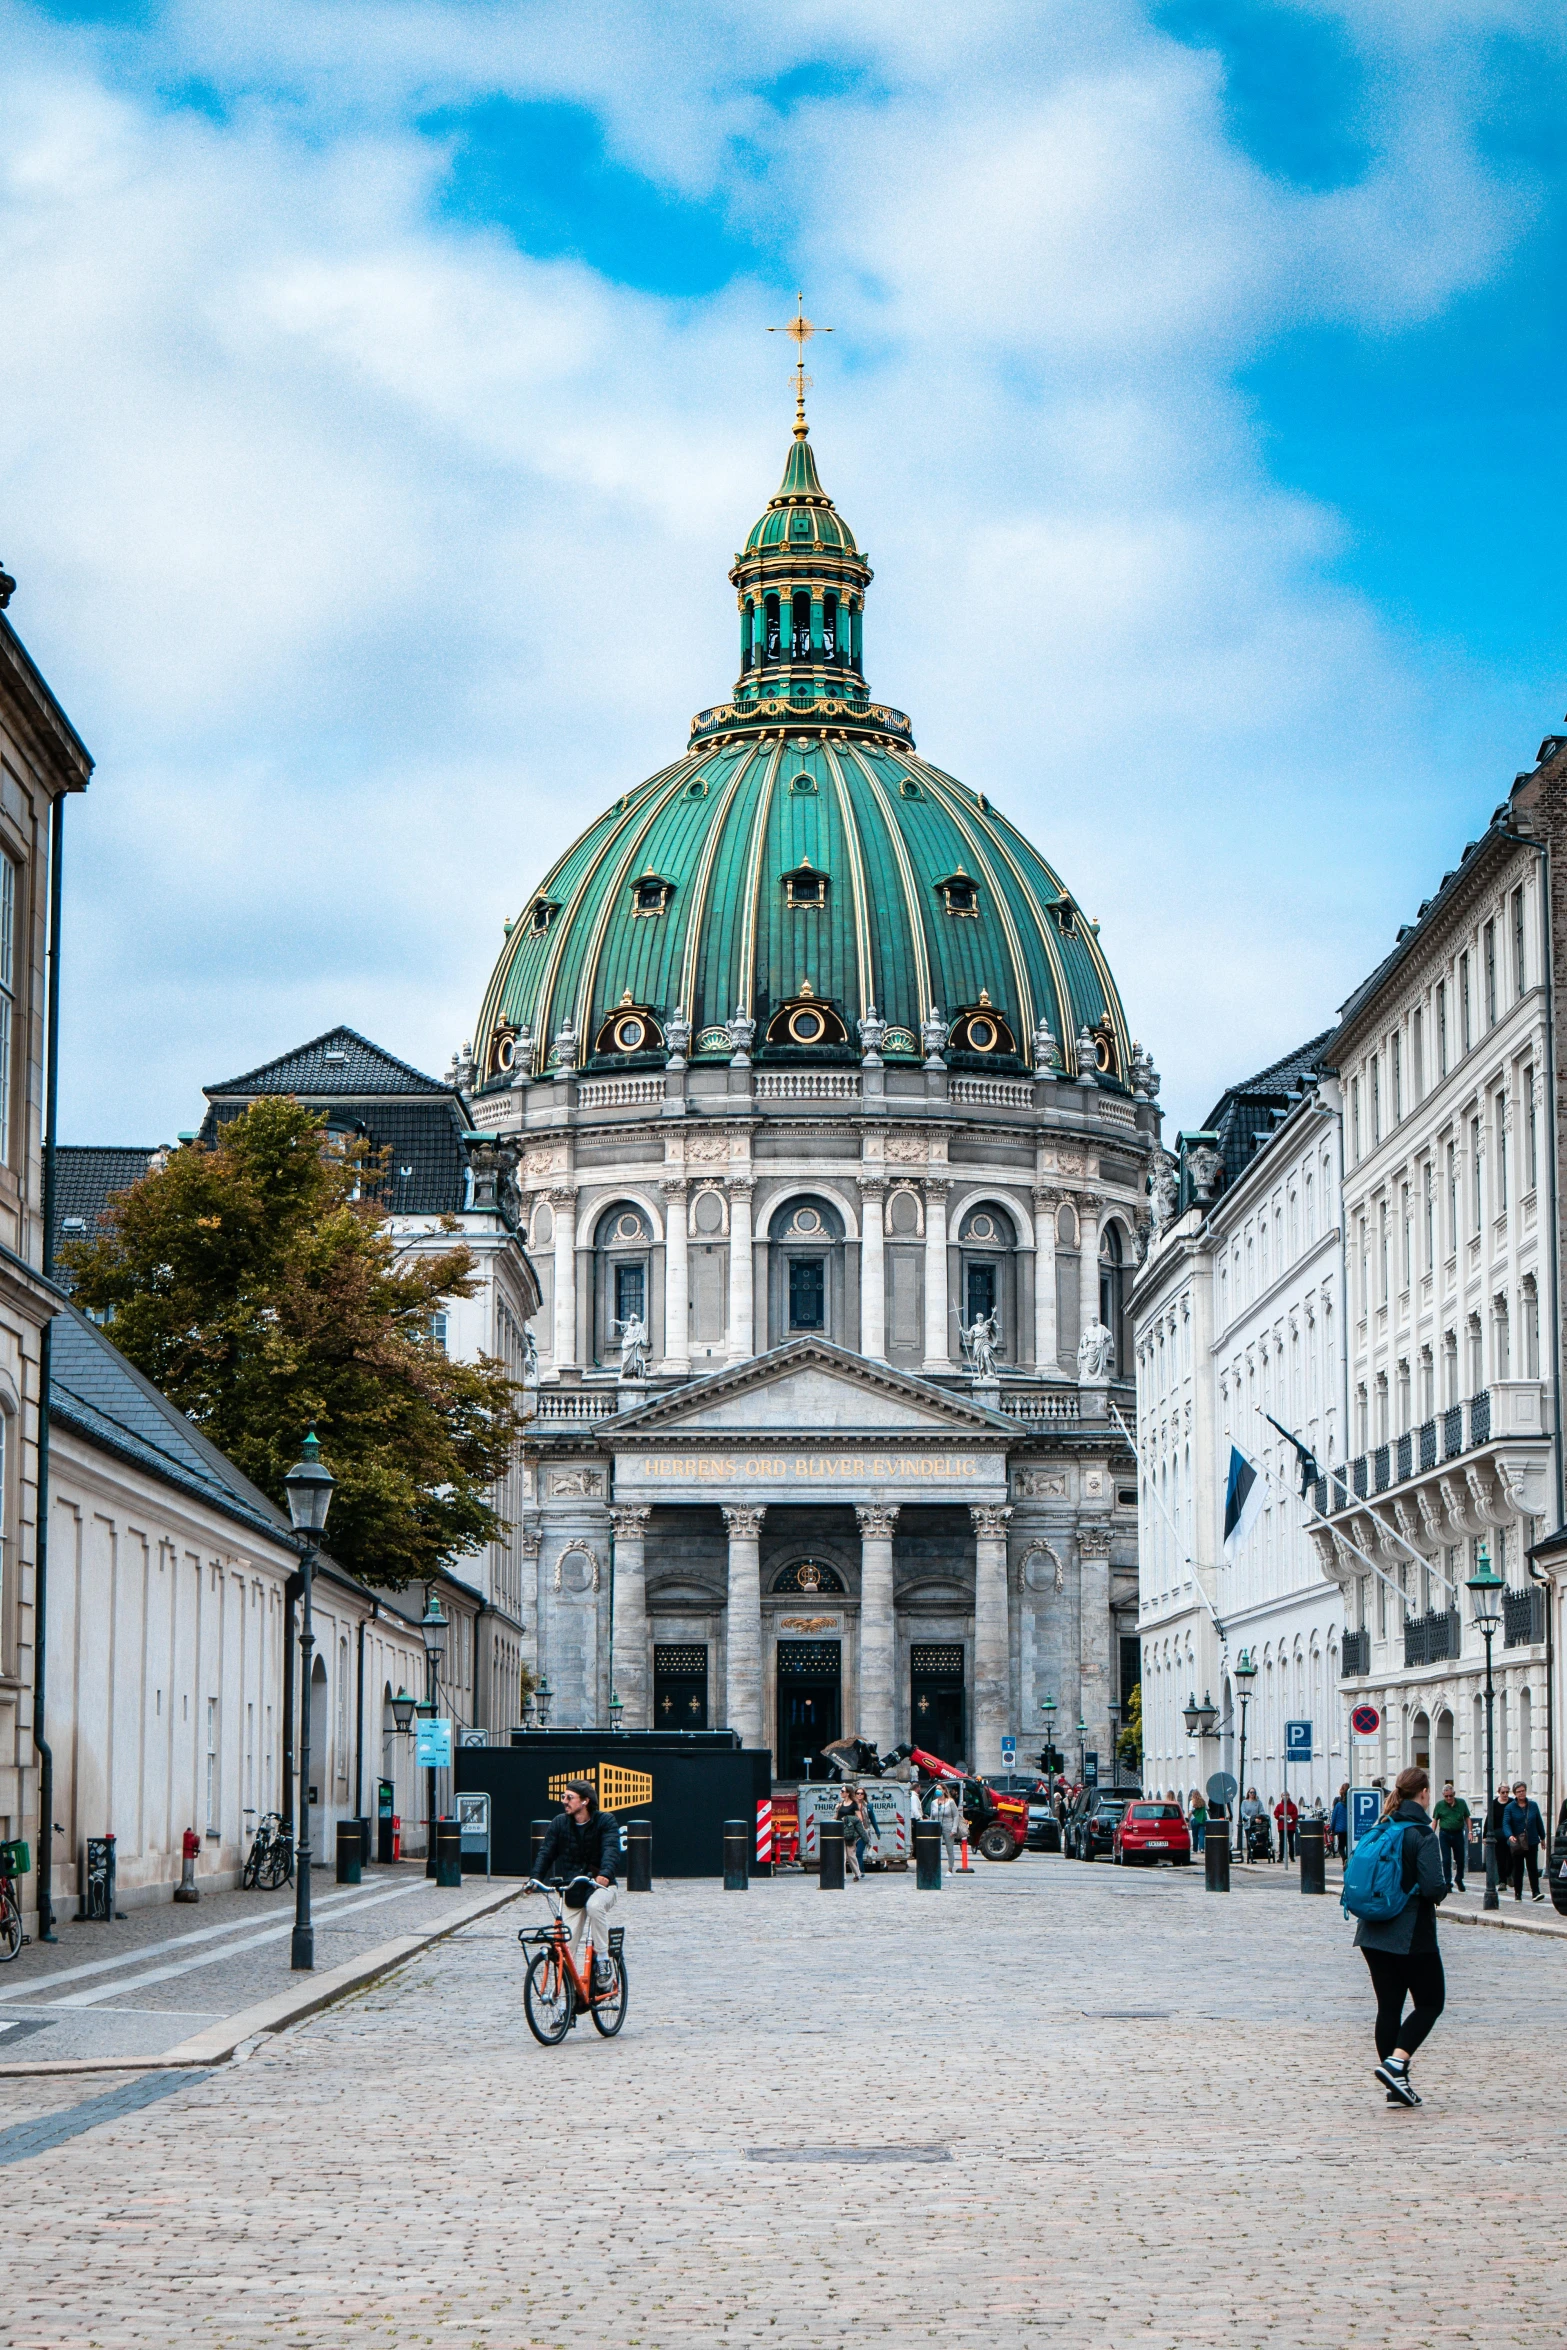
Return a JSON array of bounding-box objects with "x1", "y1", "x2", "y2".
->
[
  {"x1": 938, "y1": 869, "x2": 980, "y2": 919},
  {"x1": 1050, "y1": 894, "x2": 1077, "y2": 938},
  {"x1": 631, "y1": 872, "x2": 676, "y2": 919},
  {"x1": 766, "y1": 985, "x2": 848, "y2": 1049},
  {"x1": 526, "y1": 894, "x2": 560, "y2": 935},
  {"x1": 949, "y1": 995, "x2": 1016, "y2": 1056},
  {"x1": 784, "y1": 860, "x2": 828, "y2": 911},
  {"x1": 594, "y1": 996, "x2": 664, "y2": 1058}
]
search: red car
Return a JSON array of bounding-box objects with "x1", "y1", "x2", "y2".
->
[{"x1": 1113, "y1": 1801, "x2": 1193, "y2": 1867}]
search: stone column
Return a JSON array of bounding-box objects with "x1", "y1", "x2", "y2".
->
[
  {"x1": 551, "y1": 1187, "x2": 578, "y2": 1371},
  {"x1": 1032, "y1": 1187, "x2": 1058, "y2": 1371},
  {"x1": 728, "y1": 1179, "x2": 754, "y2": 1361},
  {"x1": 721, "y1": 1504, "x2": 766, "y2": 1746},
  {"x1": 1077, "y1": 1190, "x2": 1102, "y2": 1332},
  {"x1": 662, "y1": 1180, "x2": 690, "y2": 1374},
  {"x1": 855, "y1": 1503, "x2": 899, "y2": 1751},
  {"x1": 923, "y1": 1178, "x2": 951, "y2": 1370},
  {"x1": 970, "y1": 1503, "x2": 1013, "y2": 1773},
  {"x1": 859, "y1": 1181, "x2": 887, "y2": 1360},
  {"x1": 609, "y1": 1506, "x2": 652, "y2": 1728},
  {"x1": 1077, "y1": 1522, "x2": 1112, "y2": 1770}
]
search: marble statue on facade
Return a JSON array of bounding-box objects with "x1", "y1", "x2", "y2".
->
[
  {"x1": 522, "y1": 1322, "x2": 540, "y2": 1386},
  {"x1": 1186, "y1": 1142, "x2": 1223, "y2": 1206},
  {"x1": 1077, "y1": 1316, "x2": 1114, "y2": 1381},
  {"x1": 612, "y1": 1310, "x2": 649, "y2": 1382},
  {"x1": 960, "y1": 1309, "x2": 1001, "y2": 1380},
  {"x1": 1148, "y1": 1146, "x2": 1179, "y2": 1235}
]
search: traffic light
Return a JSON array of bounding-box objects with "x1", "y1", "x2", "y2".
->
[{"x1": 1035, "y1": 1744, "x2": 1064, "y2": 1776}]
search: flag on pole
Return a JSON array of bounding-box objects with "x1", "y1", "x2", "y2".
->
[{"x1": 1222, "y1": 1445, "x2": 1265, "y2": 1556}]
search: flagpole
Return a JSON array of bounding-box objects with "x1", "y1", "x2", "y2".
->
[{"x1": 1109, "y1": 1404, "x2": 1227, "y2": 1642}]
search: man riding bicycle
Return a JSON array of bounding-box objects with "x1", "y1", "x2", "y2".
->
[{"x1": 533, "y1": 1782, "x2": 619, "y2": 1988}]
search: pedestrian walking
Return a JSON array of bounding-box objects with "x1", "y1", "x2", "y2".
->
[
  {"x1": 1502, "y1": 1781, "x2": 1546, "y2": 1902},
  {"x1": 934, "y1": 1787, "x2": 962, "y2": 1874},
  {"x1": 1344, "y1": 1764, "x2": 1448, "y2": 2109},
  {"x1": 1241, "y1": 1786, "x2": 1267, "y2": 1861},
  {"x1": 1432, "y1": 1781, "x2": 1470, "y2": 1893},
  {"x1": 1189, "y1": 1792, "x2": 1207, "y2": 1854},
  {"x1": 835, "y1": 1787, "x2": 866, "y2": 1881},
  {"x1": 1330, "y1": 1784, "x2": 1349, "y2": 1861},
  {"x1": 1274, "y1": 1792, "x2": 1299, "y2": 1862}
]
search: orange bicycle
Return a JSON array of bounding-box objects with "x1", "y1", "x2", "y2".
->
[{"x1": 517, "y1": 1878, "x2": 628, "y2": 2044}]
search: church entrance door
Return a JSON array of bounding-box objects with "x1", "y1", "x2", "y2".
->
[
  {"x1": 653, "y1": 1644, "x2": 709, "y2": 1730},
  {"x1": 776, "y1": 1640, "x2": 841, "y2": 1780},
  {"x1": 910, "y1": 1644, "x2": 966, "y2": 1769}
]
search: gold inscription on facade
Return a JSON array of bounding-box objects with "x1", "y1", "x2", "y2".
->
[{"x1": 634, "y1": 1452, "x2": 985, "y2": 1485}]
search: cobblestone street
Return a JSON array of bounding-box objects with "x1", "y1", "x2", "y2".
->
[{"x1": 1, "y1": 1854, "x2": 1562, "y2": 2348}]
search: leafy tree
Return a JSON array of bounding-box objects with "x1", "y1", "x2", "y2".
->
[
  {"x1": 63, "y1": 1096, "x2": 527, "y2": 1588},
  {"x1": 1116, "y1": 1683, "x2": 1143, "y2": 1771}
]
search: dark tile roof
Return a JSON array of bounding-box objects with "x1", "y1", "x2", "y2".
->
[
  {"x1": 1197, "y1": 1029, "x2": 1335, "y2": 1196},
  {"x1": 205, "y1": 1025, "x2": 447, "y2": 1099},
  {"x1": 52, "y1": 1146, "x2": 159, "y2": 1286},
  {"x1": 48, "y1": 1306, "x2": 292, "y2": 1546},
  {"x1": 201, "y1": 1025, "x2": 474, "y2": 1216}
]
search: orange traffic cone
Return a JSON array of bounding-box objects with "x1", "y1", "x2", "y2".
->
[{"x1": 959, "y1": 1836, "x2": 970, "y2": 1872}]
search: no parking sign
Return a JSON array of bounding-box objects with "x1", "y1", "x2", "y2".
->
[{"x1": 1350, "y1": 1703, "x2": 1381, "y2": 1740}]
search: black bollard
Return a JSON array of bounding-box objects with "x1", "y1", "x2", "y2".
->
[
  {"x1": 818, "y1": 1820, "x2": 845, "y2": 1890},
  {"x1": 913, "y1": 1817, "x2": 942, "y2": 1890},
  {"x1": 1298, "y1": 1818, "x2": 1326, "y2": 1895},
  {"x1": 723, "y1": 1818, "x2": 749, "y2": 1890},
  {"x1": 1549, "y1": 1812, "x2": 1567, "y2": 1918},
  {"x1": 530, "y1": 1818, "x2": 552, "y2": 1881},
  {"x1": 1205, "y1": 1821, "x2": 1230, "y2": 1893},
  {"x1": 435, "y1": 1817, "x2": 462, "y2": 1888},
  {"x1": 625, "y1": 1819, "x2": 653, "y2": 1892},
  {"x1": 335, "y1": 1820, "x2": 362, "y2": 1885}
]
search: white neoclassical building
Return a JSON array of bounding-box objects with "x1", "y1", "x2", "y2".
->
[
  {"x1": 1133, "y1": 1045, "x2": 1348, "y2": 1811},
  {"x1": 1308, "y1": 803, "x2": 1556, "y2": 1810}
]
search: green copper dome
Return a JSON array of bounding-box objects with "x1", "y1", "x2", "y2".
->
[{"x1": 473, "y1": 420, "x2": 1133, "y2": 1089}]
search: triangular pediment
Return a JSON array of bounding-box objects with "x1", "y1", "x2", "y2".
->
[{"x1": 608, "y1": 1338, "x2": 1012, "y2": 1438}]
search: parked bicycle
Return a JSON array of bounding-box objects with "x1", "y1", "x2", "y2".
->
[
  {"x1": 516, "y1": 1878, "x2": 627, "y2": 2045},
  {"x1": 241, "y1": 1810, "x2": 294, "y2": 1890},
  {"x1": 0, "y1": 1838, "x2": 29, "y2": 1962}
]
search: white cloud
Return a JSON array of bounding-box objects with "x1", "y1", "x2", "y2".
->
[{"x1": 0, "y1": 0, "x2": 1555, "y2": 1142}]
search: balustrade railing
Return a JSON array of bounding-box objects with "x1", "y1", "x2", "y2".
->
[
  {"x1": 949, "y1": 1077, "x2": 1036, "y2": 1109},
  {"x1": 1341, "y1": 1628, "x2": 1371, "y2": 1676},
  {"x1": 1503, "y1": 1585, "x2": 1547, "y2": 1648},
  {"x1": 1403, "y1": 1608, "x2": 1460, "y2": 1669},
  {"x1": 753, "y1": 1071, "x2": 860, "y2": 1100}
]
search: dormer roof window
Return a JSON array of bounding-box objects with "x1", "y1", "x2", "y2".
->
[
  {"x1": 631, "y1": 872, "x2": 676, "y2": 918},
  {"x1": 938, "y1": 867, "x2": 980, "y2": 918},
  {"x1": 784, "y1": 859, "x2": 828, "y2": 911}
]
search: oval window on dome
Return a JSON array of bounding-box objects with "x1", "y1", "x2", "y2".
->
[
  {"x1": 790, "y1": 772, "x2": 817, "y2": 794},
  {"x1": 616, "y1": 1212, "x2": 647, "y2": 1243},
  {"x1": 613, "y1": 1015, "x2": 647, "y2": 1054},
  {"x1": 900, "y1": 778, "x2": 922, "y2": 800},
  {"x1": 968, "y1": 1017, "x2": 998, "y2": 1053},
  {"x1": 789, "y1": 1007, "x2": 826, "y2": 1045},
  {"x1": 968, "y1": 1212, "x2": 997, "y2": 1242},
  {"x1": 792, "y1": 1206, "x2": 822, "y2": 1236}
]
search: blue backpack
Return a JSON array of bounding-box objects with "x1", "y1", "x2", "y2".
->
[{"x1": 1341, "y1": 1814, "x2": 1411, "y2": 1922}]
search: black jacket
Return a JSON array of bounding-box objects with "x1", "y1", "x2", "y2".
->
[
  {"x1": 1353, "y1": 1801, "x2": 1448, "y2": 1954},
  {"x1": 536, "y1": 1810, "x2": 619, "y2": 1887}
]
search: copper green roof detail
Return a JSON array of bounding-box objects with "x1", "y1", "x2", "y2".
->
[{"x1": 473, "y1": 419, "x2": 1134, "y2": 1089}]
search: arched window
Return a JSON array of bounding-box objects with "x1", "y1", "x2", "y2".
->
[
  {"x1": 764, "y1": 593, "x2": 781, "y2": 661},
  {"x1": 791, "y1": 589, "x2": 811, "y2": 660},
  {"x1": 593, "y1": 1201, "x2": 655, "y2": 1368},
  {"x1": 772, "y1": 1560, "x2": 846, "y2": 1594},
  {"x1": 957, "y1": 1201, "x2": 1018, "y2": 1365},
  {"x1": 767, "y1": 1194, "x2": 847, "y2": 1346},
  {"x1": 1099, "y1": 1223, "x2": 1127, "y2": 1377},
  {"x1": 822, "y1": 591, "x2": 839, "y2": 664}
]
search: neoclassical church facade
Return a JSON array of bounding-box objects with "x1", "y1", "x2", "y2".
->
[{"x1": 465, "y1": 390, "x2": 1161, "y2": 1780}]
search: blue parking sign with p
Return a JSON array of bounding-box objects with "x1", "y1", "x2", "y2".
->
[
  {"x1": 1285, "y1": 1720, "x2": 1312, "y2": 1762},
  {"x1": 1351, "y1": 1789, "x2": 1381, "y2": 1846}
]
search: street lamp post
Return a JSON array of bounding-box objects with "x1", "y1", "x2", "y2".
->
[
  {"x1": 1467, "y1": 1548, "x2": 1505, "y2": 1912},
  {"x1": 1076, "y1": 1717, "x2": 1088, "y2": 1789},
  {"x1": 1233, "y1": 1650, "x2": 1257, "y2": 1856},
  {"x1": 1040, "y1": 1695, "x2": 1058, "y2": 1811},
  {"x1": 283, "y1": 1431, "x2": 335, "y2": 1972},
  {"x1": 420, "y1": 1592, "x2": 448, "y2": 1880}
]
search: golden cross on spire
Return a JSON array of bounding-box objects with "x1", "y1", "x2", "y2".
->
[{"x1": 769, "y1": 291, "x2": 831, "y2": 435}]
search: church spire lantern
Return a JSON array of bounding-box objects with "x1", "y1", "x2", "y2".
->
[{"x1": 690, "y1": 298, "x2": 910, "y2": 751}]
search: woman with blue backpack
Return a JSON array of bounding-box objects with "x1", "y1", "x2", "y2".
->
[{"x1": 1342, "y1": 1764, "x2": 1449, "y2": 2108}]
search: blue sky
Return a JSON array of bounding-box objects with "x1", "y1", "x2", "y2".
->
[{"x1": 1, "y1": 0, "x2": 1563, "y2": 1143}]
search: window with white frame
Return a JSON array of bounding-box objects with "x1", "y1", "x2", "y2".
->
[
  {"x1": 1513, "y1": 886, "x2": 1527, "y2": 996},
  {"x1": 205, "y1": 1697, "x2": 219, "y2": 1835},
  {"x1": 1524, "y1": 1065, "x2": 1537, "y2": 1192}
]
